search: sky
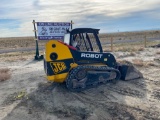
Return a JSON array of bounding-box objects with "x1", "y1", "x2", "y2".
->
[{"x1": 0, "y1": 0, "x2": 160, "y2": 37}]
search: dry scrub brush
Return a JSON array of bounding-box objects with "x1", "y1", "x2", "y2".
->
[{"x1": 0, "y1": 68, "x2": 11, "y2": 81}]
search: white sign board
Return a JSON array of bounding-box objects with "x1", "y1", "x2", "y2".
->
[{"x1": 37, "y1": 22, "x2": 70, "y2": 40}]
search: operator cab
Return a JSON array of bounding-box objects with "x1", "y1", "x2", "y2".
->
[
  {"x1": 64, "y1": 28, "x2": 103, "y2": 52},
  {"x1": 64, "y1": 33, "x2": 77, "y2": 48}
]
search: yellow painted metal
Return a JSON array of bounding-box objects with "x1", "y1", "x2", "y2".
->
[
  {"x1": 50, "y1": 62, "x2": 67, "y2": 74},
  {"x1": 46, "y1": 63, "x2": 78, "y2": 82},
  {"x1": 45, "y1": 40, "x2": 75, "y2": 83},
  {"x1": 70, "y1": 63, "x2": 78, "y2": 69},
  {"x1": 45, "y1": 40, "x2": 73, "y2": 61},
  {"x1": 47, "y1": 73, "x2": 68, "y2": 83}
]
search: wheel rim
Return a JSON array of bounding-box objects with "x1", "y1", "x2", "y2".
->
[{"x1": 75, "y1": 69, "x2": 87, "y2": 80}]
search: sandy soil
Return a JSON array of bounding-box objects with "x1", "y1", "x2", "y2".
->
[{"x1": 0, "y1": 47, "x2": 160, "y2": 120}]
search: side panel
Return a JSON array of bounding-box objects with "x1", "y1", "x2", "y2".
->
[
  {"x1": 45, "y1": 40, "x2": 73, "y2": 61},
  {"x1": 44, "y1": 40, "x2": 75, "y2": 82},
  {"x1": 70, "y1": 49, "x2": 117, "y2": 68}
]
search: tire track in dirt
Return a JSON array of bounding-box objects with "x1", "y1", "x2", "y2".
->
[
  {"x1": 152, "y1": 89, "x2": 160, "y2": 100},
  {"x1": 71, "y1": 90, "x2": 160, "y2": 120},
  {"x1": 2, "y1": 79, "x2": 160, "y2": 120}
]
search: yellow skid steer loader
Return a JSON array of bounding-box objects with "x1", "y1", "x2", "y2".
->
[{"x1": 44, "y1": 28, "x2": 143, "y2": 91}]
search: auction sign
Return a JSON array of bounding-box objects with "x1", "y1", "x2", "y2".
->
[{"x1": 37, "y1": 22, "x2": 70, "y2": 40}]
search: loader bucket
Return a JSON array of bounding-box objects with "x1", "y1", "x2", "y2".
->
[{"x1": 118, "y1": 64, "x2": 143, "y2": 80}]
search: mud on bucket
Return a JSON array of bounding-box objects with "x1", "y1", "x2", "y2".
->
[{"x1": 118, "y1": 64, "x2": 143, "y2": 81}]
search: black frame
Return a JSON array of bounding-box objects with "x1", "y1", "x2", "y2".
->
[{"x1": 69, "y1": 28, "x2": 103, "y2": 52}]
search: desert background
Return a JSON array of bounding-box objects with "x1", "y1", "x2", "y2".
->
[
  {"x1": 0, "y1": 30, "x2": 160, "y2": 120},
  {"x1": 0, "y1": 30, "x2": 159, "y2": 52}
]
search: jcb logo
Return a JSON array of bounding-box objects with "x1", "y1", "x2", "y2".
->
[{"x1": 50, "y1": 62, "x2": 66, "y2": 74}]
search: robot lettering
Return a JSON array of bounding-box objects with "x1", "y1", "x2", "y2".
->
[{"x1": 81, "y1": 53, "x2": 103, "y2": 59}]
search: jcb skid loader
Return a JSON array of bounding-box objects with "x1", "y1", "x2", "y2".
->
[{"x1": 44, "y1": 28, "x2": 142, "y2": 91}]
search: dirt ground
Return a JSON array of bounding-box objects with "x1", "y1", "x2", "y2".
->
[{"x1": 0, "y1": 46, "x2": 160, "y2": 120}]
